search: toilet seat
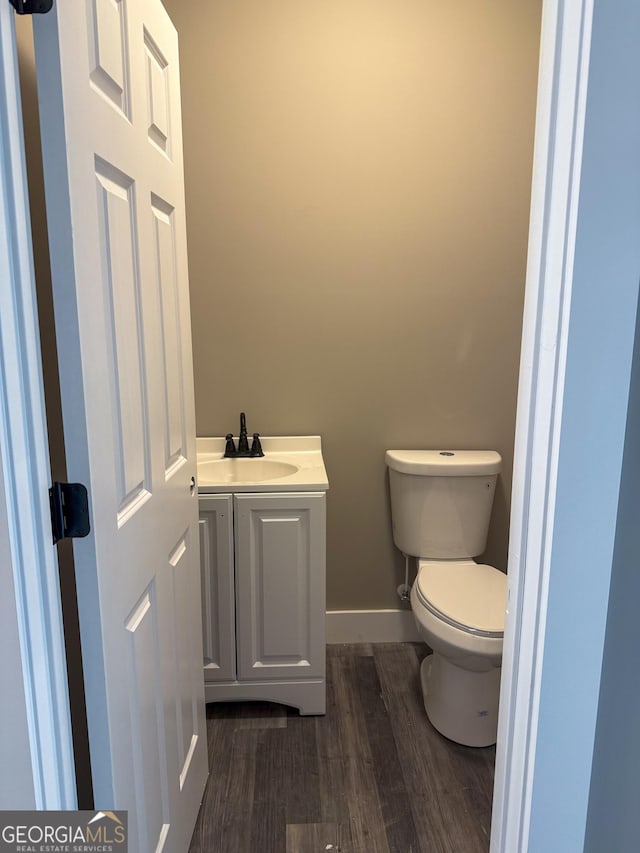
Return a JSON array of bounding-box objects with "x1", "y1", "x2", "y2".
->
[{"x1": 416, "y1": 560, "x2": 507, "y2": 639}]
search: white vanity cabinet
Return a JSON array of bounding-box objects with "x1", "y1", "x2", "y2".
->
[{"x1": 198, "y1": 491, "x2": 326, "y2": 715}]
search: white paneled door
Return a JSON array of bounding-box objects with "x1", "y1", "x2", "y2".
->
[{"x1": 32, "y1": 1, "x2": 207, "y2": 850}]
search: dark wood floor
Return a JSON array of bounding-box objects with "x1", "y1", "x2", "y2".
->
[{"x1": 189, "y1": 643, "x2": 495, "y2": 853}]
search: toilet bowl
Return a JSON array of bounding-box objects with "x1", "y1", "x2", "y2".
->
[
  {"x1": 411, "y1": 559, "x2": 507, "y2": 747},
  {"x1": 385, "y1": 448, "x2": 507, "y2": 747}
]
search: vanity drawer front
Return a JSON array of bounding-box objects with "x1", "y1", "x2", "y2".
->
[{"x1": 234, "y1": 493, "x2": 326, "y2": 682}]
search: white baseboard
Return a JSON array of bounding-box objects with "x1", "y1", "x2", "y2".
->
[{"x1": 326, "y1": 609, "x2": 422, "y2": 644}]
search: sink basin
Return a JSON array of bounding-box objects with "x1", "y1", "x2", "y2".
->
[
  {"x1": 198, "y1": 458, "x2": 299, "y2": 485},
  {"x1": 197, "y1": 436, "x2": 328, "y2": 493}
]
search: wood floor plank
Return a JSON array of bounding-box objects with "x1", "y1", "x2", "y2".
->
[
  {"x1": 250, "y1": 799, "x2": 287, "y2": 853},
  {"x1": 330, "y1": 650, "x2": 391, "y2": 853},
  {"x1": 354, "y1": 654, "x2": 423, "y2": 853},
  {"x1": 188, "y1": 716, "x2": 236, "y2": 852},
  {"x1": 282, "y1": 713, "x2": 322, "y2": 825},
  {"x1": 286, "y1": 822, "x2": 343, "y2": 853},
  {"x1": 327, "y1": 643, "x2": 373, "y2": 658},
  {"x1": 249, "y1": 727, "x2": 287, "y2": 853},
  {"x1": 189, "y1": 720, "x2": 258, "y2": 853},
  {"x1": 444, "y1": 739, "x2": 495, "y2": 845},
  {"x1": 315, "y1": 654, "x2": 351, "y2": 829},
  {"x1": 215, "y1": 728, "x2": 259, "y2": 852}
]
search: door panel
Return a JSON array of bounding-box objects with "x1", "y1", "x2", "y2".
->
[
  {"x1": 124, "y1": 585, "x2": 169, "y2": 853},
  {"x1": 94, "y1": 158, "x2": 152, "y2": 521},
  {"x1": 88, "y1": 0, "x2": 130, "y2": 117},
  {"x1": 150, "y1": 194, "x2": 187, "y2": 477},
  {"x1": 144, "y1": 30, "x2": 171, "y2": 156},
  {"x1": 167, "y1": 530, "x2": 201, "y2": 784}
]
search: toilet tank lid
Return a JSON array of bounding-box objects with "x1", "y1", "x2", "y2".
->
[{"x1": 385, "y1": 449, "x2": 502, "y2": 476}]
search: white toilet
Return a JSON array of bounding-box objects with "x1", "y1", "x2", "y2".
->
[{"x1": 385, "y1": 449, "x2": 507, "y2": 747}]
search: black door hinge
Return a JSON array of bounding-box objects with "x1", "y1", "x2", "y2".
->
[
  {"x1": 49, "y1": 482, "x2": 91, "y2": 545},
  {"x1": 9, "y1": 0, "x2": 53, "y2": 14}
]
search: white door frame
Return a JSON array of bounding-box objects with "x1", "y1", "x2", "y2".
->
[
  {"x1": 490, "y1": 0, "x2": 594, "y2": 848},
  {"x1": 0, "y1": 2, "x2": 75, "y2": 810},
  {"x1": 0, "y1": 0, "x2": 624, "y2": 846},
  {"x1": 493, "y1": 0, "x2": 640, "y2": 848}
]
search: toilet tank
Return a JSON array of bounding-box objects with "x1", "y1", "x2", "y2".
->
[{"x1": 385, "y1": 450, "x2": 502, "y2": 559}]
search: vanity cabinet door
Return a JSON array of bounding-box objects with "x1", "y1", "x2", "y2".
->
[
  {"x1": 234, "y1": 493, "x2": 326, "y2": 682},
  {"x1": 199, "y1": 494, "x2": 236, "y2": 682}
]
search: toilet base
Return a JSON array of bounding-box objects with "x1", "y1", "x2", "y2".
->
[{"x1": 420, "y1": 653, "x2": 501, "y2": 747}]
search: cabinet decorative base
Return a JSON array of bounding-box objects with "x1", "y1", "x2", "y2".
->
[{"x1": 204, "y1": 678, "x2": 326, "y2": 716}]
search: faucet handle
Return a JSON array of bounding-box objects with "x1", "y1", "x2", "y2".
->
[
  {"x1": 251, "y1": 433, "x2": 264, "y2": 457},
  {"x1": 224, "y1": 433, "x2": 236, "y2": 457}
]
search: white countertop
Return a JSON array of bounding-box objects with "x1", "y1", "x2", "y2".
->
[{"x1": 197, "y1": 436, "x2": 329, "y2": 494}]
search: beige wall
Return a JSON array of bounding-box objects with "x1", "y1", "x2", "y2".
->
[{"x1": 165, "y1": 0, "x2": 542, "y2": 610}]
